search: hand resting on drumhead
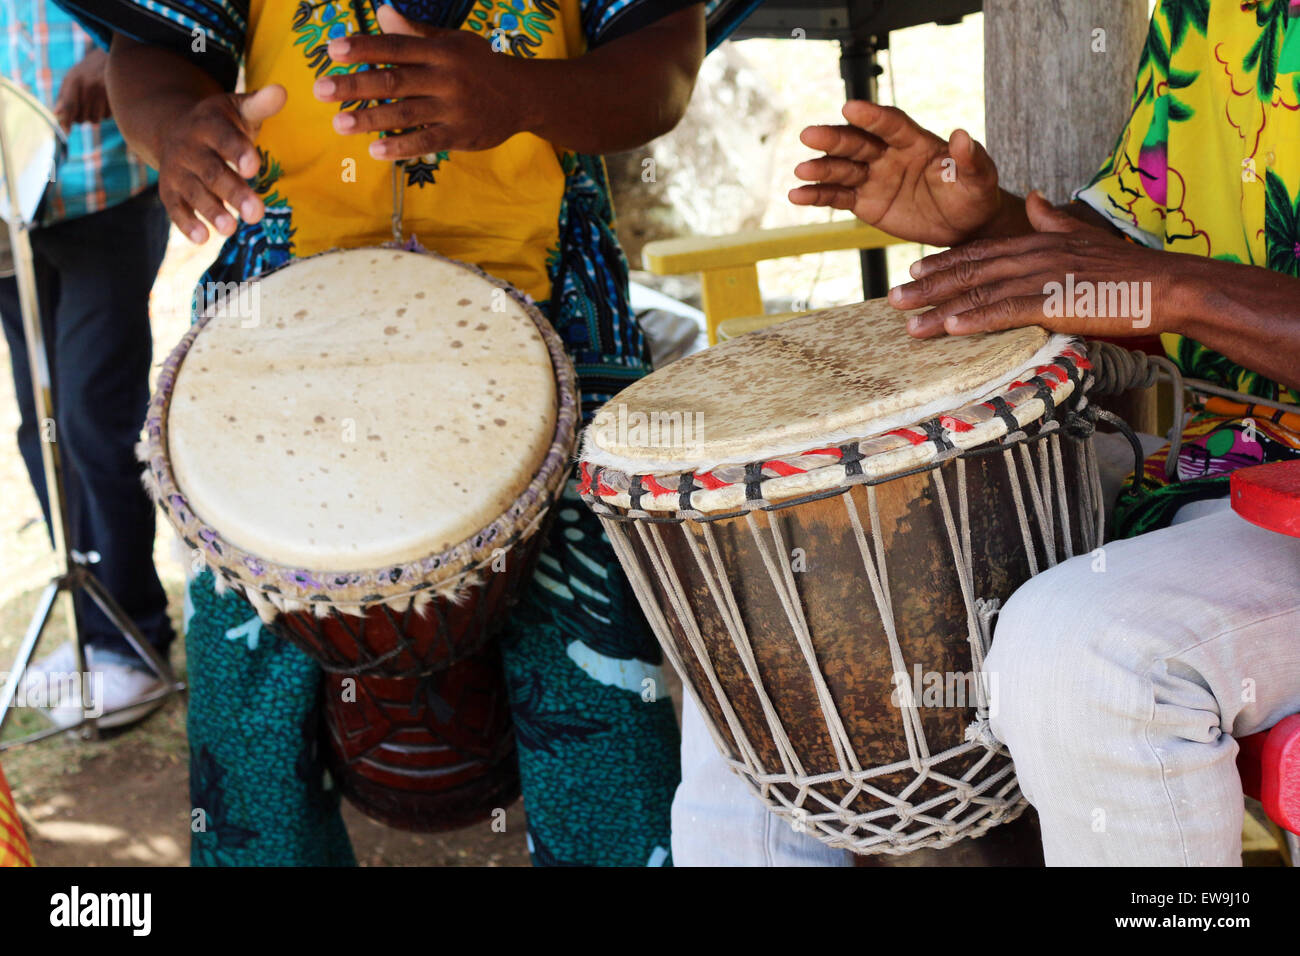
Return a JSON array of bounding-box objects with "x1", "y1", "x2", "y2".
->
[
  {"x1": 789, "y1": 100, "x2": 1300, "y2": 394},
  {"x1": 891, "y1": 191, "x2": 1173, "y2": 338},
  {"x1": 313, "y1": 4, "x2": 704, "y2": 158},
  {"x1": 887, "y1": 191, "x2": 1300, "y2": 394},
  {"x1": 103, "y1": 35, "x2": 286, "y2": 245}
]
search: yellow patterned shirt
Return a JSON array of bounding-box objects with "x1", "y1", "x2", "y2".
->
[{"x1": 1077, "y1": 0, "x2": 1300, "y2": 533}]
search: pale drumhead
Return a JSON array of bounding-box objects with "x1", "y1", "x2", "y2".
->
[
  {"x1": 167, "y1": 248, "x2": 557, "y2": 570},
  {"x1": 583, "y1": 298, "x2": 1050, "y2": 473}
]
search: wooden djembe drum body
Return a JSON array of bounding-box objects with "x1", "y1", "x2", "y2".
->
[
  {"x1": 581, "y1": 300, "x2": 1102, "y2": 859},
  {"x1": 141, "y1": 247, "x2": 579, "y2": 831}
]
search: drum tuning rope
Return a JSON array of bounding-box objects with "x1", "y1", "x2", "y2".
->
[{"x1": 581, "y1": 334, "x2": 1136, "y2": 854}]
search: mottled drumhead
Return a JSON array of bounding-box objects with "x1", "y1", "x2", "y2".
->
[
  {"x1": 583, "y1": 298, "x2": 1052, "y2": 473},
  {"x1": 166, "y1": 248, "x2": 557, "y2": 570}
]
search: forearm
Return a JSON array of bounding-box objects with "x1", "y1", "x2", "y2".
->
[
  {"x1": 1174, "y1": 258, "x2": 1300, "y2": 394},
  {"x1": 512, "y1": 6, "x2": 704, "y2": 154},
  {"x1": 105, "y1": 34, "x2": 223, "y2": 167}
]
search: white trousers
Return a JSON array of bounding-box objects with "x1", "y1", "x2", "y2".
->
[{"x1": 671, "y1": 498, "x2": 1300, "y2": 866}]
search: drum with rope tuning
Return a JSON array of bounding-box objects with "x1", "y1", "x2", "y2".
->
[
  {"x1": 141, "y1": 246, "x2": 578, "y2": 830},
  {"x1": 580, "y1": 298, "x2": 1102, "y2": 857}
]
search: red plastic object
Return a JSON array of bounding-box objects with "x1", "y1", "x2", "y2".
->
[
  {"x1": 1230, "y1": 460, "x2": 1300, "y2": 538},
  {"x1": 1237, "y1": 714, "x2": 1300, "y2": 835},
  {"x1": 1230, "y1": 462, "x2": 1300, "y2": 840}
]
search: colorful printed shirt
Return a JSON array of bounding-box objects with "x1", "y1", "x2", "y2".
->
[
  {"x1": 0, "y1": 0, "x2": 154, "y2": 223},
  {"x1": 1077, "y1": 0, "x2": 1300, "y2": 535},
  {"x1": 54, "y1": 0, "x2": 747, "y2": 423}
]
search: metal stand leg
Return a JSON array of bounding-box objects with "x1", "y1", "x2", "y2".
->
[
  {"x1": 840, "y1": 33, "x2": 890, "y2": 299},
  {"x1": 0, "y1": 84, "x2": 185, "y2": 752}
]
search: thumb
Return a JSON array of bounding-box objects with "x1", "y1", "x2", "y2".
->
[
  {"x1": 237, "y1": 84, "x2": 287, "y2": 128},
  {"x1": 377, "y1": 3, "x2": 439, "y2": 37},
  {"x1": 948, "y1": 128, "x2": 995, "y2": 180},
  {"x1": 1025, "y1": 189, "x2": 1074, "y2": 233}
]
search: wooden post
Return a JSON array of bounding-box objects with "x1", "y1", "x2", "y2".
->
[
  {"x1": 984, "y1": 0, "x2": 1149, "y2": 204},
  {"x1": 985, "y1": 1, "x2": 1158, "y2": 435}
]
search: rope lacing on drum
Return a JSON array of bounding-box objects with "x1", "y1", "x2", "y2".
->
[
  {"x1": 593, "y1": 383, "x2": 1114, "y2": 855},
  {"x1": 963, "y1": 598, "x2": 1006, "y2": 754}
]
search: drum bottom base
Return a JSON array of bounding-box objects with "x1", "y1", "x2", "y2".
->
[
  {"x1": 328, "y1": 745, "x2": 522, "y2": 834},
  {"x1": 851, "y1": 807, "x2": 1044, "y2": 866},
  {"x1": 319, "y1": 647, "x2": 521, "y2": 834}
]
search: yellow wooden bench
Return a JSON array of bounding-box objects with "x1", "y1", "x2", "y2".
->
[{"x1": 640, "y1": 219, "x2": 907, "y2": 345}]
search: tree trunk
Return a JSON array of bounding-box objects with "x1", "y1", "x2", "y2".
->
[{"x1": 984, "y1": 0, "x2": 1149, "y2": 204}]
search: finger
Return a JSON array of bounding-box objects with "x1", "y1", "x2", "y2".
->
[
  {"x1": 792, "y1": 156, "x2": 870, "y2": 188},
  {"x1": 89, "y1": 87, "x2": 111, "y2": 124},
  {"x1": 840, "y1": 100, "x2": 921, "y2": 149},
  {"x1": 333, "y1": 96, "x2": 440, "y2": 135},
  {"x1": 376, "y1": 3, "x2": 443, "y2": 38},
  {"x1": 368, "y1": 125, "x2": 449, "y2": 160},
  {"x1": 908, "y1": 232, "x2": 1063, "y2": 279},
  {"x1": 177, "y1": 172, "x2": 239, "y2": 237},
  {"x1": 1025, "y1": 188, "x2": 1077, "y2": 234},
  {"x1": 52, "y1": 90, "x2": 74, "y2": 125},
  {"x1": 905, "y1": 274, "x2": 1056, "y2": 327},
  {"x1": 787, "y1": 183, "x2": 857, "y2": 211},
  {"x1": 191, "y1": 148, "x2": 265, "y2": 223},
  {"x1": 198, "y1": 109, "x2": 262, "y2": 179},
  {"x1": 314, "y1": 66, "x2": 438, "y2": 106},
  {"x1": 947, "y1": 128, "x2": 995, "y2": 180},
  {"x1": 53, "y1": 83, "x2": 77, "y2": 131},
  {"x1": 890, "y1": 251, "x2": 1057, "y2": 308},
  {"x1": 915, "y1": 297, "x2": 1045, "y2": 338},
  {"x1": 327, "y1": 33, "x2": 449, "y2": 66},
  {"x1": 235, "y1": 84, "x2": 287, "y2": 144},
  {"x1": 161, "y1": 188, "x2": 210, "y2": 245},
  {"x1": 798, "y1": 124, "x2": 885, "y2": 162}
]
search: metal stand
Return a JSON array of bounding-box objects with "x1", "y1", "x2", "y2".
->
[
  {"x1": 839, "y1": 32, "x2": 889, "y2": 299},
  {"x1": 0, "y1": 79, "x2": 184, "y2": 750},
  {"x1": 729, "y1": 0, "x2": 983, "y2": 298}
]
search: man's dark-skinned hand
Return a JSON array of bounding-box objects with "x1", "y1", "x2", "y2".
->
[
  {"x1": 53, "y1": 47, "x2": 111, "y2": 131},
  {"x1": 314, "y1": 5, "x2": 526, "y2": 158},
  {"x1": 789, "y1": 100, "x2": 1017, "y2": 247},
  {"x1": 314, "y1": 4, "x2": 703, "y2": 158},
  {"x1": 153, "y1": 85, "x2": 286, "y2": 243},
  {"x1": 787, "y1": 100, "x2": 1300, "y2": 392},
  {"x1": 888, "y1": 191, "x2": 1181, "y2": 339}
]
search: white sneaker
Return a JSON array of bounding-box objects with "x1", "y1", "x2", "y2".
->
[{"x1": 19, "y1": 642, "x2": 167, "y2": 730}]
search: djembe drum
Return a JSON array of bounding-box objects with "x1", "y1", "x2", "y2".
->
[
  {"x1": 580, "y1": 300, "x2": 1103, "y2": 857},
  {"x1": 141, "y1": 247, "x2": 578, "y2": 830}
]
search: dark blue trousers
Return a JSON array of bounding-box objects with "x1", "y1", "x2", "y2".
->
[{"x1": 0, "y1": 186, "x2": 173, "y2": 657}]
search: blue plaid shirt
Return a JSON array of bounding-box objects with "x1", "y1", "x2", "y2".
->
[{"x1": 1, "y1": 0, "x2": 154, "y2": 224}]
